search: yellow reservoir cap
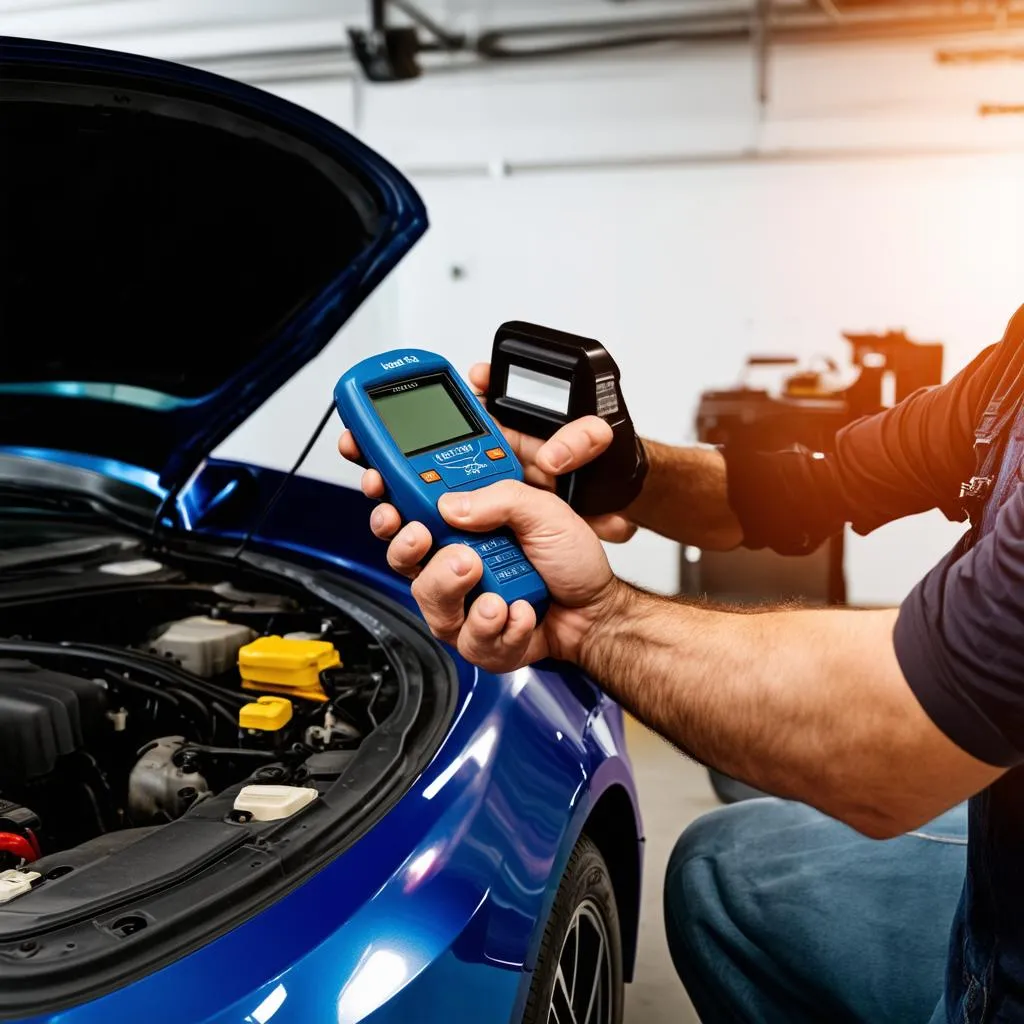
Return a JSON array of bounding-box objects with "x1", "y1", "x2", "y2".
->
[
  {"x1": 239, "y1": 696, "x2": 293, "y2": 732},
  {"x1": 238, "y1": 636, "x2": 340, "y2": 698}
]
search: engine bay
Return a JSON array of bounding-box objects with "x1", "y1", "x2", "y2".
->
[{"x1": 0, "y1": 557, "x2": 402, "y2": 889}]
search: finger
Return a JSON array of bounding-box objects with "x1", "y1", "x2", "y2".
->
[
  {"x1": 463, "y1": 592, "x2": 510, "y2": 643},
  {"x1": 369, "y1": 503, "x2": 402, "y2": 540},
  {"x1": 386, "y1": 521, "x2": 433, "y2": 577},
  {"x1": 410, "y1": 544, "x2": 482, "y2": 643},
  {"x1": 457, "y1": 595, "x2": 536, "y2": 672},
  {"x1": 535, "y1": 417, "x2": 614, "y2": 477},
  {"x1": 523, "y1": 463, "x2": 556, "y2": 491},
  {"x1": 338, "y1": 430, "x2": 365, "y2": 466},
  {"x1": 503, "y1": 427, "x2": 547, "y2": 470},
  {"x1": 505, "y1": 599, "x2": 538, "y2": 649},
  {"x1": 588, "y1": 514, "x2": 638, "y2": 544},
  {"x1": 360, "y1": 469, "x2": 386, "y2": 499},
  {"x1": 468, "y1": 363, "x2": 491, "y2": 395}
]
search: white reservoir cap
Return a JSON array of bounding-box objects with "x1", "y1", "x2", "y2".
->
[
  {"x1": 0, "y1": 869, "x2": 40, "y2": 904},
  {"x1": 234, "y1": 785, "x2": 317, "y2": 822}
]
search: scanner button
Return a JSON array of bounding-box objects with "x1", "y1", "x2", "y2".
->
[
  {"x1": 494, "y1": 562, "x2": 534, "y2": 583},
  {"x1": 485, "y1": 548, "x2": 522, "y2": 568},
  {"x1": 473, "y1": 537, "x2": 512, "y2": 556},
  {"x1": 485, "y1": 447, "x2": 507, "y2": 461},
  {"x1": 419, "y1": 470, "x2": 442, "y2": 483}
]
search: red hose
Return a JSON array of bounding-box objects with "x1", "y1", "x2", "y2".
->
[{"x1": 0, "y1": 832, "x2": 37, "y2": 864}]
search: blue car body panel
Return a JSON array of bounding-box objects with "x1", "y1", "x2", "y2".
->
[{"x1": 0, "y1": 34, "x2": 643, "y2": 1024}]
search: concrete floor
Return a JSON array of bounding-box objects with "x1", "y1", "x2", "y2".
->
[{"x1": 622, "y1": 718, "x2": 720, "y2": 1024}]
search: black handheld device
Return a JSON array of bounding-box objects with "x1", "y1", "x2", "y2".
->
[{"x1": 486, "y1": 321, "x2": 648, "y2": 518}]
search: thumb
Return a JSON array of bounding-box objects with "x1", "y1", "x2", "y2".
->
[
  {"x1": 438, "y1": 480, "x2": 613, "y2": 609},
  {"x1": 468, "y1": 362, "x2": 491, "y2": 395},
  {"x1": 535, "y1": 416, "x2": 614, "y2": 476},
  {"x1": 438, "y1": 479, "x2": 569, "y2": 537}
]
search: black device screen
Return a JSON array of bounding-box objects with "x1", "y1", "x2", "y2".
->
[{"x1": 370, "y1": 373, "x2": 483, "y2": 456}]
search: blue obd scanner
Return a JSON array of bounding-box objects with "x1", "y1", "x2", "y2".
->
[{"x1": 335, "y1": 350, "x2": 549, "y2": 619}]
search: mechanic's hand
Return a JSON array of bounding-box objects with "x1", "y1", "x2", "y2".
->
[
  {"x1": 338, "y1": 361, "x2": 638, "y2": 547},
  {"x1": 404, "y1": 479, "x2": 626, "y2": 671}
]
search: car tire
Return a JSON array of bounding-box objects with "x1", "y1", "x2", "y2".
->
[{"x1": 522, "y1": 833, "x2": 624, "y2": 1024}]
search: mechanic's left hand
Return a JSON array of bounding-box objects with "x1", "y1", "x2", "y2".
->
[{"x1": 405, "y1": 480, "x2": 627, "y2": 672}]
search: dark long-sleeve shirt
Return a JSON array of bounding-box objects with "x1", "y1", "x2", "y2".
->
[{"x1": 726, "y1": 309, "x2": 1024, "y2": 1019}]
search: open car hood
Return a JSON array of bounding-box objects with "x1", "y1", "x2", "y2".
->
[{"x1": 0, "y1": 37, "x2": 426, "y2": 494}]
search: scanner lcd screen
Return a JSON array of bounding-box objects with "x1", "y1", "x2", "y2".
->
[
  {"x1": 505, "y1": 364, "x2": 571, "y2": 416},
  {"x1": 371, "y1": 378, "x2": 480, "y2": 456}
]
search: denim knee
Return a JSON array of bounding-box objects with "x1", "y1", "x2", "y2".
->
[
  {"x1": 663, "y1": 803, "x2": 738, "y2": 978},
  {"x1": 662, "y1": 799, "x2": 801, "y2": 996}
]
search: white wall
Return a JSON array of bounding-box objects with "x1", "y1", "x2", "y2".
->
[
  {"x1": 12, "y1": 0, "x2": 1022, "y2": 603},
  {"x1": 213, "y1": 36, "x2": 1024, "y2": 603}
]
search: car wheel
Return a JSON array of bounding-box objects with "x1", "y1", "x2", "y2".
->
[{"x1": 523, "y1": 833, "x2": 623, "y2": 1024}]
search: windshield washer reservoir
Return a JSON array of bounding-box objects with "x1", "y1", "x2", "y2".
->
[{"x1": 233, "y1": 785, "x2": 317, "y2": 822}]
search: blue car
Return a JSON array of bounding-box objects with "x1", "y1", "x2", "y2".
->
[{"x1": 0, "y1": 37, "x2": 642, "y2": 1024}]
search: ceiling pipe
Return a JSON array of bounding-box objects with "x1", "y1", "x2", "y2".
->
[
  {"x1": 472, "y1": 4, "x2": 1024, "y2": 60},
  {"x1": 196, "y1": 2, "x2": 1024, "y2": 85}
]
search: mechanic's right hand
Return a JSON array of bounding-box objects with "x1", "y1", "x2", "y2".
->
[
  {"x1": 337, "y1": 362, "x2": 638, "y2": 560},
  {"x1": 405, "y1": 478, "x2": 628, "y2": 671}
]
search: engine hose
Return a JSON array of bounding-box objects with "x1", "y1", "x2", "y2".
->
[
  {"x1": 209, "y1": 700, "x2": 240, "y2": 735},
  {"x1": 166, "y1": 688, "x2": 214, "y2": 743},
  {"x1": 0, "y1": 832, "x2": 37, "y2": 864},
  {"x1": 103, "y1": 670, "x2": 181, "y2": 711},
  {"x1": 101, "y1": 670, "x2": 212, "y2": 742},
  {"x1": 0, "y1": 640, "x2": 247, "y2": 707}
]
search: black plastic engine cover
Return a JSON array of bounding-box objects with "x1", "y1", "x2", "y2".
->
[{"x1": 0, "y1": 660, "x2": 106, "y2": 779}]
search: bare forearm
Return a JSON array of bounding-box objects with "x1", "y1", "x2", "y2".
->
[
  {"x1": 626, "y1": 441, "x2": 743, "y2": 550},
  {"x1": 579, "y1": 584, "x2": 999, "y2": 838}
]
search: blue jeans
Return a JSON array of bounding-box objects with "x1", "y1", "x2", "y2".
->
[{"x1": 664, "y1": 798, "x2": 968, "y2": 1024}]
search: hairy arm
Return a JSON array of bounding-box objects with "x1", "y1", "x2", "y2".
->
[
  {"x1": 580, "y1": 587, "x2": 1003, "y2": 839},
  {"x1": 623, "y1": 441, "x2": 743, "y2": 550},
  {"x1": 384, "y1": 474, "x2": 1019, "y2": 840}
]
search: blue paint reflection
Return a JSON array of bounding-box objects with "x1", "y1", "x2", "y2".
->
[
  {"x1": 422, "y1": 724, "x2": 498, "y2": 801},
  {"x1": 336, "y1": 949, "x2": 409, "y2": 1024},
  {"x1": 243, "y1": 983, "x2": 286, "y2": 1024}
]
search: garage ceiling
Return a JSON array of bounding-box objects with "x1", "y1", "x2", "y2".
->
[{"x1": 3, "y1": 1, "x2": 1024, "y2": 78}]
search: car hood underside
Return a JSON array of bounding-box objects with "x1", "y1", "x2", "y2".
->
[{"x1": 0, "y1": 36, "x2": 426, "y2": 500}]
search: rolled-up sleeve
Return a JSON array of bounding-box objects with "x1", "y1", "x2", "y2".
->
[{"x1": 893, "y1": 483, "x2": 1024, "y2": 767}]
